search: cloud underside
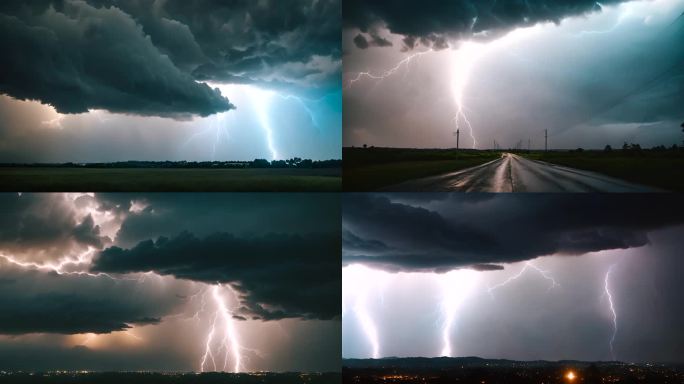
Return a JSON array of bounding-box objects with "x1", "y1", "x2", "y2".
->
[
  {"x1": 0, "y1": 266, "x2": 179, "y2": 334},
  {"x1": 92, "y1": 231, "x2": 341, "y2": 321},
  {"x1": 345, "y1": 0, "x2": 629, "y2": 49},
  {"x1": 342, "y1": 194, "x2": 684, "y2": 272},
  {"x1": 0, "y1": 0, "x2": 340, "y2": 117}
]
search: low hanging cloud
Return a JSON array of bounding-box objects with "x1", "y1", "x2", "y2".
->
[
  {"x1": 344, "y1": 0, "x2": 629, "y2": 49},
  {"x1": 0, "y1": 264, "x2": 186, "y2": 335},
  {"x1": 0, "y1": 1, "x2": 233, "y2": 117},
  {"x1": 1, "y1": 0, "x2": 341, "y2": 118},
  {"x1": 92, "y1": 231, "x2": 341, "y2": 321},
  {"x1": 342, "y1": 194, "x2": 684, "y2": 272}
]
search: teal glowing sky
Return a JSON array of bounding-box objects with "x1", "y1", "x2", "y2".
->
[{"x1": 0, "y1": 1, "x2": 341, "y2": 162}]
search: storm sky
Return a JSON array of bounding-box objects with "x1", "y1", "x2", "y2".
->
[
  {"x1": 342, "y1": 194, "x2": 684, "y2": 363},
  {"x1": 0, "y1": 0, "x2": 341, "y2": 162},
  {"x1": 343, "y1": 0, "x2": 684, "y2": 149},
  {"x1": 0, "y1": 193, "x2": 340, "y2": 372}
]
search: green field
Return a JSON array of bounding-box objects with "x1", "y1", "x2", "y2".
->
[
  {"x1": 0, "y1": 167, "x2": 341, "y2": 192},
  {"x1": 520, "y1": 150, "x2": 684, "y2": 192},
  {"x1": 343, "y1": 147, "x2": 501, "y2": 191}
]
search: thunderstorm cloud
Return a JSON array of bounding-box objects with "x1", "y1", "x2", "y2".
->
[
  {"x1": 0, "y1": 193, "x2": 340, "y2": 374},
  {"x1": 344, "y1": 0, "x2": 630, "y2": 49},
  {"x1": 342, "y1": 194, "x2": 684, "y2": 272},
  {"x1": 0, "y1": 0, "x2": 341, "y2": 117},
  {"x1": 92, "y1": 231, "x2": 341, "y2": 321}
]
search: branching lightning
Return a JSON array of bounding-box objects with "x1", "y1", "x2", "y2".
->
[
  {"x1": 487, "y1": 261, "x2": 560, "y2": 298},
  {"x1": 440, "y1": 269, "x2": 479, "y2": 357},
  {"x1": 345, "y1": 50, "x2": 433, "y2": 89},
  {"x1": 0, "y1": 250, "x2": 116, "y2": 280},
  {"x1": 1, "y1": 195, "x2": 254, "y2": 371},
  {"x1": 345, "y1": 45, "x2": 483, "y2": 148},
  {"x1": 185, "y1": 83, "x2": 335, "y2": 161},
  {"x1": 199, "y1": 285, "x2": 244, "y2": 373},
  {"x1": 603, "y1": 264, "x2": 619, "y2": 361}
]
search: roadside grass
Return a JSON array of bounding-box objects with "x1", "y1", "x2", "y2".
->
[
  {"x1": 0, "y1": 167, "x2": 341, "y2": 192},
  {"x1": 519, "y1": 150, "x2": 684, "y2": 192},
  {"x1": 343, "y1": 147, "x2": 501, "y2": 191}
]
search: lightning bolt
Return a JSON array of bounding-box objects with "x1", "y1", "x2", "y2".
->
[
  {"x1": 344, "y1": 50, "x2": 433, "y2": 89},
  {"x1": 343, "y1": 265, "x2": 389, "y2": 359},
  {"x1": 440, "y1": 269, "x2": 479, "y2": 357},
  {"x1": 200, "y1": 284, "x2": 243, "y2": 373},
  {"x1": 0, "y1": 250, "x2": 116, "y2": 280},
  {"x1": 246, "y1": 88, "x2": 279, "y2": 161},
  {"x1": 450, "y1": 43, "x2": 486, "y2": 149},
  {"x1": 603, "y1": 264, "x2": 619, "y2": 361},
  {"x1": 354, "y1": 292, "x2": 380, "y2": 359},
  {"x1": 345, "y1": 45, "x2": 483, "y2": 148},
  {"x1": 274, "y1": 93, "x2": 333, "y2": 129},
  {"x1": 487, "y1": 261, "x2": 560, "y2": 298}
]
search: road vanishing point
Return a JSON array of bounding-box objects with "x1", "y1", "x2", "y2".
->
[{"x1": 385, "y1": 153, "x2": 662, "y2": 192}]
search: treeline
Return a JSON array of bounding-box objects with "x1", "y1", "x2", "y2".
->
[{"x1": 0, "y1": 158, "x2": 342, "y2": 169}]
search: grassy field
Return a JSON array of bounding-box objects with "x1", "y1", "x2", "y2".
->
[
  {"x1": 0, "y1": 167, "x2": 341, "y2": 192},
  {"x1": 520, "y1": 150, "x2": 684, "y2": 192},
  {"x1": 343, "y1": 147, "x2": 501, "y2": 191}
]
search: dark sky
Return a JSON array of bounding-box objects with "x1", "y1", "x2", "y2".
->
[
  {"x1": 0, "y1": 193, "x2": 340, "y2": 372},
  {"x1": 342, "y1": 194, "x2": 684, "y2": 363},
  {"x1": 0, "y1": 0, "x2": 341, "y2": 162},
  {"x1": 343, "y1": 0, "x2": 684, "y2": 149}
]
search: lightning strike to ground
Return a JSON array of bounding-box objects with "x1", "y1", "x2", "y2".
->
[
  {"x1": 343, "y1": 265, "x2": 389, "y2": 359},
  {"x1": 200, "y1": 284, "x2": 243, "y2": 373},
  {"x1": 440, "y1": 269, "x2": 479, "y2": 357},
  {"x1": 487, "y1": 261, "x2": 560, "y2": 298},
  {"x1": 604, "y1": 264, "x2": 619, "y2": 361},
  {"x1": 450, "y1": 43, "x2": 486, "y2": 149}
]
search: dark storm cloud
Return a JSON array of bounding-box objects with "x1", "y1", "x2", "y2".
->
[
  {"x1": 91, "y1": 0, "x2": 342, "y2": 94},
  {"x1": 344, "y1": 0, "x2": 629, "y2": 49},
  {"x1": 343, "y1": 194, "x2": 684, "y2": 272},
  {"x1": 0, "y1": 194, "x2": 108, "y2": 258},
  {"x1": 0, "y1": 0, "x2": 233, "y2": 117},
  {"x1": 0, "y1": 264, "x2": 184, "y2": 334},
  {"x1": 0, "y1": 0, "x2": 340, "y2": 118},
  {"x1": 92, "y1": 231, "x2": 341, "y2": 321}
]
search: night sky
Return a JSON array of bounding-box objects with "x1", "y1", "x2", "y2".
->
[
  {"x1": 0, "y1": 193, "x2": 341, "y2": 372},
  {"x1": 343, "y1": 0, "x2": 684, "y2": 149},
  {"x1": 0, "y1": 0, "x2": 341, "y2": 162},
  {"x1": 342, "y1": 194, "x2": 684, "y2": 363}
]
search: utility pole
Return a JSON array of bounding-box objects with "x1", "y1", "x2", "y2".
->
[
  {"x1": 545, "y1": 129, "x2": 548, "y2": 152},
  {"x1": 454, "y1": 129, "x2": 460, "y2": 150},
  {"x1": 528, "y1": 138, "x2": 531, "y2": 151}
]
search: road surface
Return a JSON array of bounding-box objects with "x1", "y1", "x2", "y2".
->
[{"x1": 385, "y1": 153, "x2": 662, "y2": 192}]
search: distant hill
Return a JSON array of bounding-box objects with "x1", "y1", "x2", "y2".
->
[{"x1": 342, "y1": 356, "x2": 627, "y2": 369}]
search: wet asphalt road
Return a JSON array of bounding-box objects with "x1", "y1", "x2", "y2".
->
[{"x1": 385, "y1": 153, "x2": 662, "y2": 192}]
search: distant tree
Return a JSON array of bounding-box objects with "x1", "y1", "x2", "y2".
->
[
  {"x1": 604, "y1": 144, "x2": 612, "y2": 152},
  {"x1": 363, "y1": 144, "x2": 367, "y2": 149},
  {"x1": 576, "y1": 147, "x2": 585, "y2": 152},
  {"x1": 622, "y1": 142, "x2": 630, "y2": 151},
  {"x1": 252, "y1": 158, "x2": 270, "y2": 168}
]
